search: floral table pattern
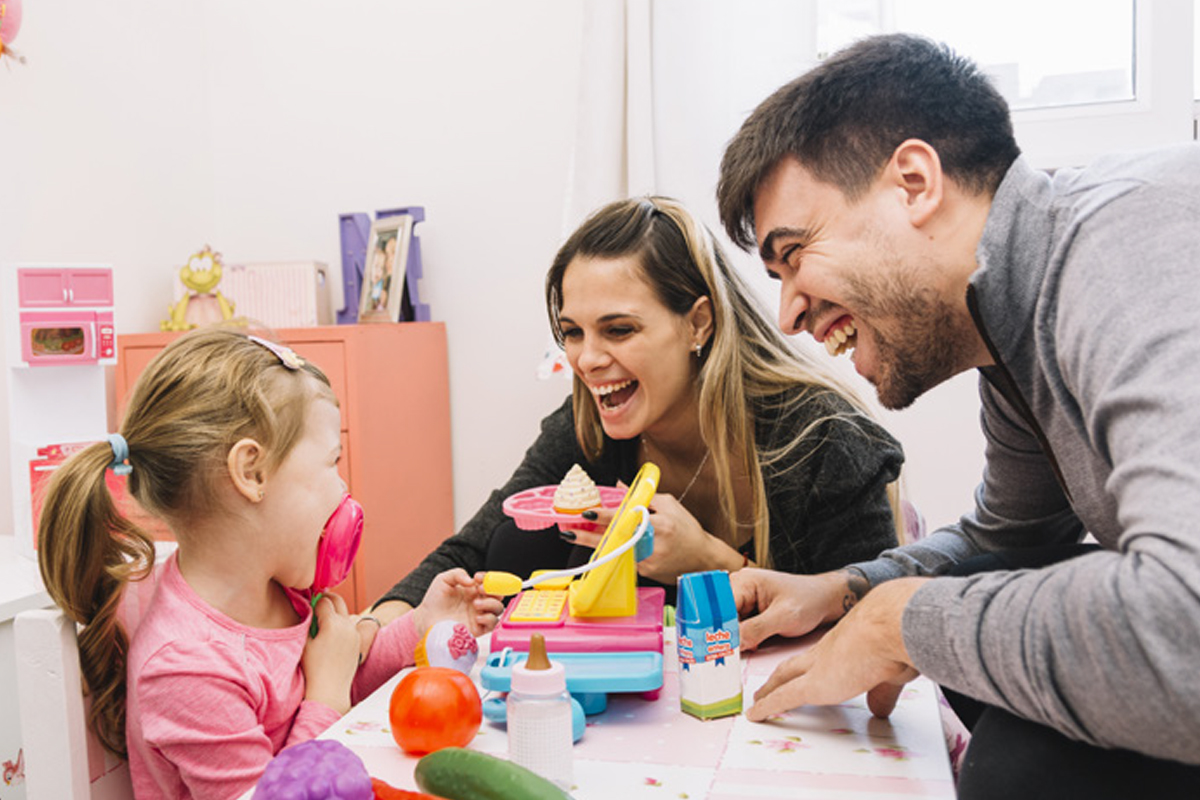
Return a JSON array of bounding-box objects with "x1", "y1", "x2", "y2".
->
[{"x1": 317, "y1": 629, "x2": 956, "y2": 799}]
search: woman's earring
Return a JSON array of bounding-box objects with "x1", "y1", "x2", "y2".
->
[
  {"x1": 694, "y1": 343, "x2": 703, "y2": 357},
  {"x1": 257, "y1": 488, "x2": 265, "y2": 501}
]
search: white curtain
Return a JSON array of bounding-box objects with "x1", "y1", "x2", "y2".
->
[
  {"x1": 560, "y1": 0, "x2": 657, "y2": 236},
  {"x1": 541, "y1": 0, "x2": 658, "y2": 382}
]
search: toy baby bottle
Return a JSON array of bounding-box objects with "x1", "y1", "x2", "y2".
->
[{"x1": 507, "y1": 633, "x2": 573, "y2": 788}]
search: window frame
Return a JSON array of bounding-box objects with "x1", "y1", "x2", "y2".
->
[{"x1": 1012, "y1": 0, "x2": 1195, "y2": 168}]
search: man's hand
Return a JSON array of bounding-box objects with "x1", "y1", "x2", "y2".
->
[
  {"x1": 731, "y1": 568, "x2": 859, "y2": 651},
  {"x1": 746, "y1": 577, "x2": 929, "y2": 722}
]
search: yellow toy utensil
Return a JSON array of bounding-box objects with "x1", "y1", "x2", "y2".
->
[{"x1": 481, "y1": 571, "x2": 524, "y2": 596}]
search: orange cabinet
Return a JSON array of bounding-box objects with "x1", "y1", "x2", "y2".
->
[{"x1": 114, "y1": 324, "x2": 454, "y2": 613}]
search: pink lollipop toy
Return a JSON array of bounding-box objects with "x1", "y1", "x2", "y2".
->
[
  {"x1": 312, "y1": 494, "x2": 364, "y2": 594},
  {"x1": 308, "y1": 493, "x2": 364, "y2": 636}
]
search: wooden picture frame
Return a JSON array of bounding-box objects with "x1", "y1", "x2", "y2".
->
[{"x1": 357, "y1": 214, "x2": 413, "y2": 323}]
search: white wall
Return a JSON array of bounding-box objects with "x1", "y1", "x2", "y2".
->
[
  {"x1": 0, "y1": 0, "x2": 219, "y2": 547},
  {"x1": 2, "y1": 1, "x2": 1194, "y2": 568},
  {"x1": 0, "y1": 1, "x2": 584, "y2": 546},
  {"x1": 197, "y1": 1, "x2": 586, "y2": 533}
]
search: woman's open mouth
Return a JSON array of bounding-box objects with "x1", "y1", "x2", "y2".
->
[{"x1": 592, "y1": 378, "x2": 639, "y2": 410}]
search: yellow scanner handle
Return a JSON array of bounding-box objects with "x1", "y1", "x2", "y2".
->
[{"x1": 569, "y1": 461, "x2": 659, "y2": 617}]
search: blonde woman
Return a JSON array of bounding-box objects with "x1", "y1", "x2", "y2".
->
[{"x1": 373, "y1": 196, "x2": 904, "y2": 622}]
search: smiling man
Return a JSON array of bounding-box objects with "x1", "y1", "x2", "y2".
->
[{"x1": 717, "y1": 32, "x2": 1200, "y2": 799}]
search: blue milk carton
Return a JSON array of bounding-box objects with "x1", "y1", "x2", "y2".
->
[{"x1": 676, "y1": 570, "x2": 742, "y2": 719}]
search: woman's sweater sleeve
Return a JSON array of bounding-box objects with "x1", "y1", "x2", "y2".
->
[{"x1": 376, "y1": 398, "x2": 582, "y2": 608}]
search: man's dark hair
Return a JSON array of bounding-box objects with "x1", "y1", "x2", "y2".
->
[{"x1": 718, "y1": 33, "x2": 1021, "y2": 250}]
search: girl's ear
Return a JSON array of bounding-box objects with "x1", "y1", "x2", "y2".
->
[
  {"x1": 687, "y1": 295, "x2": 715, "y2": 350},
  {"x1": 227, "y1": 438, "x2": 267, "y2": 503}
]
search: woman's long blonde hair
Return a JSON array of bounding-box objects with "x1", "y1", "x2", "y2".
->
[
  {"x1": 36, "y1": 327, "x2": 334, "y2": 757},
  {"x1": 546, "y1": 196, "x2": 903, "y2": 566}
]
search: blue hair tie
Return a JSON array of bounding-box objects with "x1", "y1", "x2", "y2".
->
[{"x1": 107, "y1": 433, "x2": 132, "y2": 476}]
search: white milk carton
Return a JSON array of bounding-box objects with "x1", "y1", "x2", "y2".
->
[{"x1": 676, "y1": 570, "x2": 742, "y2": 719}]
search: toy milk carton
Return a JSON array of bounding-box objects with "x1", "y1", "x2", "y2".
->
[{"x1": 676, "y1": 570, "x2": 742, "y2": 719}]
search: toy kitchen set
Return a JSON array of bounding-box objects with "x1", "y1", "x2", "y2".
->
[{"x1": 2, "y1": 263, "x2": 116, "y2": 560}]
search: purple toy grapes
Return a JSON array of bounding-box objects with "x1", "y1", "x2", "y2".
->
[{"x1": 252, "y1": 739, "x2": 373, "y2": 800}]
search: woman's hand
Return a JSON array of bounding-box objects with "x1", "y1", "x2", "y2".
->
[
  {"x1": 412, "y1": 568, "x2": 504, "y2": 638},
  {"x1": 634, "y1": 493, "x2": 741, "y2": 583},
  {"x1": 301, "y1": 593, "x2": 360, "y2": 715},
  {"x1": 561, "y1": 492, "x2": 742, "y2": 583},
  {"x1": 557, "y1": 506, "x2": 612, "y2": 548}
]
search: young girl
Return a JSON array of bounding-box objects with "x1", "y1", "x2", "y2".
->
[{"x1": 36, "y1": 328, "x2": 500, "y2": 800}]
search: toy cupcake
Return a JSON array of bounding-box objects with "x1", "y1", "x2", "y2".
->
[{"x1": 552, "y1": 463, "x2": 603, "y2": 514}]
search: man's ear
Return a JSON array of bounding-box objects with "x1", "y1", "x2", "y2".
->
[
  {"x1": 687, "y1": 295, "x2": 715, "y2": 350},
  {"x1": 227, "y1": 438, "x2": 267, "y2": 503},
  {"x1": 886, "y1": 139, "x2": 943, "y2": 228}
]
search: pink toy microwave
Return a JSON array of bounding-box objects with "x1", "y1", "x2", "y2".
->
[{"x1": 16, "y1": 267, "x2": 117, "y2": 366}]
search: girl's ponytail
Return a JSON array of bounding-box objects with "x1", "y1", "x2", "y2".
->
[{"x1": 37, "y1": 439, "x2": 155, "y2": 758}]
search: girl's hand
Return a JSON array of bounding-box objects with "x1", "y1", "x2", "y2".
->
[
  {"x1": 470, "y1": 571, "x2": 504, "y2": 634},
  {"x1": 301, "y1": 593, "x2": 360, "y2": 715},
  {"x1": 413, "y1": 568, "x2": 504, "y2": 638}
]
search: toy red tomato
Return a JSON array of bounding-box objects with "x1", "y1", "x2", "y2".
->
[{"x1": 388, "y1": 666, "x2": 482, "y2": 755}]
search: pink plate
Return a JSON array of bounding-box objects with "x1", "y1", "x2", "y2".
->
[{"x1": 502, "y1": 485, "x2": 626, "y2": 531}]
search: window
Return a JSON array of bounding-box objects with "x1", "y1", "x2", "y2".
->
[
  {"x1": 810, "y1": 0, "x2": 1193, "y2": 166},
  {"x1": 817, "y1": 0, "x2": 1135, "y2": 111}
]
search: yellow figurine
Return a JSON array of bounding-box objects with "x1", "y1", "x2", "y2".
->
[{"x1": 162, "y1": 245, "x2": 237, "y2": 331}]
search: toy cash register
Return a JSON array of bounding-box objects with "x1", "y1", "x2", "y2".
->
[{"x1": 480, "y1": 463, "x2": 665, "y2": 718}]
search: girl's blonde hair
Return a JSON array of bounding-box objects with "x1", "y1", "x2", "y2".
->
[
  {"x1": 546, "y1": 196, "x2": 904, "y2": 565},
  {"x1": 36, "y1": 327, "x2": 335, "y2": 758}
]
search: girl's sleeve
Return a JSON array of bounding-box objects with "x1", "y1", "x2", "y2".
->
[
  {"x1": 137, "y1": 640, "x2": 338, "y2": 800},
  {"x1": 351, "y1": 612, "x2": 421, "y2": 703}
]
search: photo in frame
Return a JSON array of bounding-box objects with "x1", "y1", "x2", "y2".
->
[{"x1": 357, "y1": 214, "x2": 414, "y2": 322}]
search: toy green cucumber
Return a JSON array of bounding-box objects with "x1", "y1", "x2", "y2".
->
[{"x1": 413, "y1": 748, "x2": 571, "y2": 800}]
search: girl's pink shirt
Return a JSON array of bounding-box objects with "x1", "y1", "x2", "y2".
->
[{"x1": 124, "y1": 553, "x2": 419, "y2": 800}]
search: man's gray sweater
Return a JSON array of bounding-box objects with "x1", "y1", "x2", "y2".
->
[{"x1": 852, "y1": 145, "x2": 1200, "y2": 764}]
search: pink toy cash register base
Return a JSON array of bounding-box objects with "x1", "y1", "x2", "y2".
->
[
  {"x1": 490, "y1": 586, "x2": 665, "y2": 654},
  {"x1": 484, "y1": 464, "x2": 666, "y2": 720}
]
